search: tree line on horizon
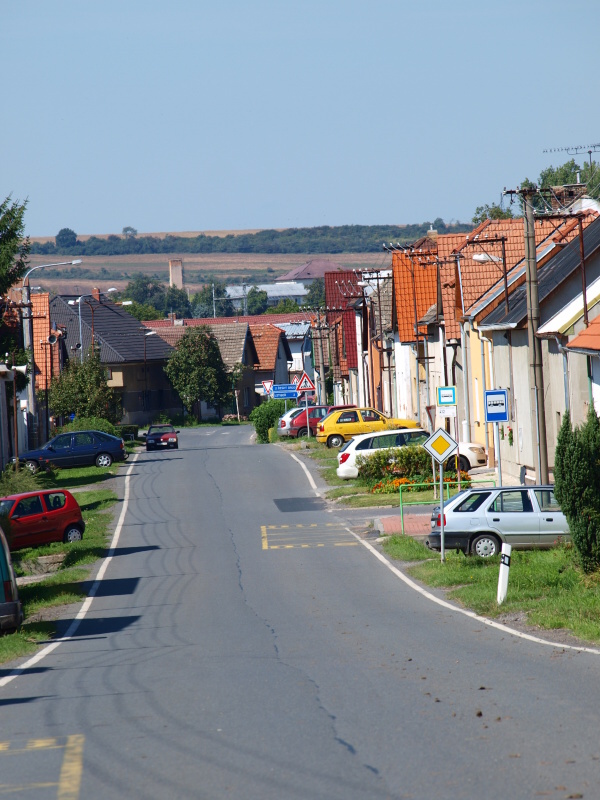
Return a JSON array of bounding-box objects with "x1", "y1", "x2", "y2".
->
[{"x1": 31, "y1": 219, "x2": 472, "y2": 257}]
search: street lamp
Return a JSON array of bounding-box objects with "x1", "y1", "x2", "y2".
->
[
  {"x1": 69, "y1": 289, "x2": 117, "y2": 362},
  {"x1": 21, "y1": 259, "x2": 82, "y2": 448},
  {"x1": 143, "y1": 330, "x2": 157, "y2": 411}
]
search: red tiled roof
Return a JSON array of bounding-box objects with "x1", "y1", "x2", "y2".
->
[
  {"x1": 276, "y1": 258, "x2": 346, "y2": 282},
  {"x1": 324, "y1": 272, "x2": 360, "y2": 370},
  {"x1": 249, "y1": 324, "x2": 284, "y2": 372},
  {"x1": 143, "y1": 312, "x2": 315, "y2": 327},
  {"x1": 567, "y1": 315, "x2": 600, "y2": 354},
  {"x1": 392, "y1": 248, "x2": 438, "y2": 343}
]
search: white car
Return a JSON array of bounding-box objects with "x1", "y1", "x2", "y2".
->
[
  {"x1": 336, "y1": 428, "x2": 487, "y2": 480},
  {"x1": 277, "y1": 407, "x2": 303, "y2": 438}
]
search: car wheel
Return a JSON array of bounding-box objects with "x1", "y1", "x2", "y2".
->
[
  {"x1": 471, "y1": 533, "x2": 500, "y2": 558},
  {"x1": 297, "y1": 428, "x2": 308, "y2": 438},
  {"x1": 327, "y1": 434, "x2": 344, "y2": 448},
  {"x1": 459, "y1": 455, "x2": 470, "y2": 472},
  {"x1": 24, "y1": 460, "x2": 38, "y2": 474},
  {"x1": 63, "y1": 526, "x2": 83, "y2": 543},
  {"x1": 146, "y1": 445, "x2": 153, "y2": 451},
  {"x1": 96, "y1": 453, "x2": 113, "y2": 468}
]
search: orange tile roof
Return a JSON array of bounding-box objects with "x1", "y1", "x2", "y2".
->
[
  {"x1": 392, "y1": 244, "x2": 439, "y2": 343},
  {"x1": 249, "y1": 324, "x2": 284, "y2": 372},
  {"x1": 566, "y1": 316, "x2": 600, "y2": 353},
  {"x1": 438, "y1": 214, "x2": 598, "y2": 339}
]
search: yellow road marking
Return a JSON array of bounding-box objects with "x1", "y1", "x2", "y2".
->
[
  {"x1": 57, "y1": 735, "x2": 85, "y2": 800},
  {"x1": 0, "y1": 735, "x2": 84, "y2": 799},
  {"x1": 0, "y1": 781, "x2": 58, "y2": 793},
  {"x1": 261, "y1": 524, "x2": 358, "y2": 550}
]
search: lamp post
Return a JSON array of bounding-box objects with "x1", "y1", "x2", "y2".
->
[
  {"x1": 143, "y1": 330, "x2": 157, "y2": 411},
  {"x1": 70, "y1": 289, "x2": 116, "y2": 362},
  {"x1": 21, "y1": 260, "x2": 82, "y2": 448}
]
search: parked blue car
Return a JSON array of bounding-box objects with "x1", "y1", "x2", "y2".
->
[{"x1": 13, "y1": 430, "x2": 128, "y2": 473}]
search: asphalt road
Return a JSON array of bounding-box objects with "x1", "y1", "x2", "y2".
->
[{"x1": 1, "y1": 426, "x2": 600, "y2": 799}]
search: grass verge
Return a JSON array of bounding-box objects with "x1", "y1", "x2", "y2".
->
[
  {"x1": 382, "y1": 535, "x2": 600, "y2": 644},
  {"x1": 0, "y1": 488, "x2": 118, "y2": 664}
]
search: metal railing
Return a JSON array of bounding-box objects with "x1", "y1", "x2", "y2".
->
[{"x1": 398, "y1": 478, "x2": 497, "y2": 536}]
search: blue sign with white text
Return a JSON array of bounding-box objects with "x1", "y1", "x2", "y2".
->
[{"x1": 484, "y1": 389, "x2": 509, "y2": 423}]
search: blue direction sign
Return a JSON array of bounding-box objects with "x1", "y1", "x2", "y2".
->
[
  {"x1": 271, "y1": 384, "x2": 298, "y2": 399},
  {"x1": 484, "y1": 389, "x2": 509, "y2": 423}
]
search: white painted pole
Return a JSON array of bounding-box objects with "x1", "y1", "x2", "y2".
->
[
  {"x1": 440, "y1": 460, "x2": 445, "y2": 563},
  {"x1": 497, "y1": 543, "x2": 512, "y2": 604},
  {"x1": 305, "y1": 390, "x2": 310, "y2": 438}
]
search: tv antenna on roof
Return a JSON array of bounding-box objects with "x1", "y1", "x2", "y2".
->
[{"x1": 543, "y1": 143, "x2": 600, "y2": 172}]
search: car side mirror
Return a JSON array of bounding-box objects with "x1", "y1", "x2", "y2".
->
[
  {"x1": 175, "y1": 430, "x2": 180, "y2": 434},
  {"x1": 46, "y1": 445, "x2": 54, "y2": 451},
  {"x1": 141, "y1": 433, "x2": 147, "y2": 438}
]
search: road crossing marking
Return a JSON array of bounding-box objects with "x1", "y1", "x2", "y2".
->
[
  {"x1": 261, "y1": 523, "x2": 358, "y2": 550},
  {"x1": 0, "y1": 734, "x2": 84, "y2": 798}
]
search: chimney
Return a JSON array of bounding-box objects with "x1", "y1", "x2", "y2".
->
[
  {"x1": 92, "y1": 287, "x2": 101, "y2": 301},
  {"x1": 427, "y1": 224, "x2": 438, "y2": 242}
]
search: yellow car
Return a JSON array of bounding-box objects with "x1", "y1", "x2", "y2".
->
[{"x1": 316, "y1": 407, "x2": 419, "y2": 448}]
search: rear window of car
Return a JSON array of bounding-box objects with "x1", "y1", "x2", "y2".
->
[
  {"x1": 534, "y1": 490, "x2": 561, "y2": 511},
  {"x1": 94, "y1": 431, "x2": 117, "y2": 442},
  {"x1": 338, "y1": 411, "x2": 359, "y2": 424},
  {"x1": 355, "y1": 438, "x2": 373, "y2": 451},
  {"x1": 43, "y1": 492, "x2": 66, "y2": 511},
  {"x1": 490, "y1": 490, "x2": 533, "y2": 513},
  {"x1": 454, "y1": 492, "x2": 493, "y2": 513}
]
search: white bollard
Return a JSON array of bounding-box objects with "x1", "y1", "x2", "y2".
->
[{"x1": 497, "y1": 543, "x2": 512, "y2": 605}]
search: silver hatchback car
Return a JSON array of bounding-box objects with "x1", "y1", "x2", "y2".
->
[{"x1": 426, "y1": 485, "x2": 569, "y2": 557}]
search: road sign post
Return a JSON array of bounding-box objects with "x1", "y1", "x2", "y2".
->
[
  {"x1": 296, "y1": 372, "x2": 316, "y2": 438},
  {"x1": 484, "y1": 389, "x2": 509, "y2": 487},
  {"x1": 422, "y1": 428, "x2": 459, "y2": 563}
]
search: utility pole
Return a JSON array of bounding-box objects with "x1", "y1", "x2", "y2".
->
[
  {"x1": 315, "y1": 309, "x2": 328, "y2": 404},
  {"x1": 522, "y1": 188, "x2": 549, "y2": 484}
]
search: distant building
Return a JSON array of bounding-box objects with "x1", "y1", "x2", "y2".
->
[
  {"x1": 226, "y1": 281, "x2": 308, "y2": 311},
  {"x1": 275, "y1": 258, "x2": 346, "y2": 284}
]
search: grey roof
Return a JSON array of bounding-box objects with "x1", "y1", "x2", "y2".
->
[
  {"x1": 147, "y1": 322, "x2": 258, "y2": 369},
  {"x1": 51, "y1": 296, "x2": 174, "y2": 363},
  {"x1": 479, "y1": 216, "x2": 600, "y2": 329},
  {"x1": 226, "y1": 281, "x2": 308, "y2": 300},
  {"x1": 370, "y1": 277, "x2": 394, "y2": 333},
  {"x1": 419, "y1": 304, "x2": 438, "y2": 325},
  {"x1": 275, "y1": 321, "x2": 312, "y2": 340}
]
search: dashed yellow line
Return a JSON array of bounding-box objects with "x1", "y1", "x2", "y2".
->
[{"x1": 261, "y1": 524, "x2": 358, "y2": 550}]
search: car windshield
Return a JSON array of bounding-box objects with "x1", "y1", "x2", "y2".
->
[
  {"x1": 149, "y1": 425, "x2": 175, "y2": 434},
  {"x1": 0, "y1": 500, "x2": 13, "y2": 517}
]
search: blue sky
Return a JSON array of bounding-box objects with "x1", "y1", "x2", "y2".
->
[{"x1": 3, "y1": 0, "x2": 600, "y2": 237}]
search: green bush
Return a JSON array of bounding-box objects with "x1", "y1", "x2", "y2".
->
[
  {"x1": 58, "y1": 416, "x2": 118, "y2": 437},
  {"x1": 356, "y1": 445, "x2": 431, "y2": 483},
  {"x1": 555, "y1": 409, "x2": 600, "y2": 572},
  {"x1": 116, "y1": 424, "x2": 139, "y2": 439},
  {"x1": 249, "y1": 400, "x2": 288, "y2": 443}
]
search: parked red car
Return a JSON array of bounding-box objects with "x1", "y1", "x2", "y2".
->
[
  {"x1": 286, "y1": 405, "x2": 357, "y2": 438},
  {"x1": 0, "y1": 490, "x2": 85, "y2": 551}
]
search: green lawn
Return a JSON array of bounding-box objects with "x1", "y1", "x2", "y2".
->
[{"x1": 382, "y1": 535, "x2": 600, "y2": 644}]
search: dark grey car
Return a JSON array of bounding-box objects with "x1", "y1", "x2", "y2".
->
[{"x1": 426, "y1": 485, "x2": 570, "y2": 557}]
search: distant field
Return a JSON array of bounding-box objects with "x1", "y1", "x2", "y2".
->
[
  {"x1": 28, "y1": 251, "x2": 389, "y2": 295},
  {"x1": 29, "y1": 229, "x2": 281, "y2": 244}
]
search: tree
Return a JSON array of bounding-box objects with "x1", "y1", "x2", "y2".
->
[
  {"x1": 472, "y1": 203, "x2": 514, "y2": 225},
  {"x1": 165, "y1": 286, "x2": 191, "y2": 318},
  {"x1": 123, "y1": 273, "x2": 167, "y2": 311},
  {"x1": 247, "y1": 286, "x2": 268, "y2": 315},
  {"x1": 304, "y1": 278, "x2": 325, "y2": 308},
  {"x1": 554, "y1": 409, "x2": 600, "y2": 572},
  {"x1": 191, "y1": 281, "x2": 235, "y2": 318},
  {"x1": 123, "y1": 301, "x2": 163, "y2": 321},
  {"x1": 265, "y1": 298, "x2": 300, "y2": 314},
  {"x1": 0, "y1": 196, "x2": 30, "y2": 296},
  {"x1": 520, "y1": 157, "x2": 600, "y2": 212},
  {"x1": 122, "y1": 226, "x2": 138, "y2": 238},
  {"x1": 48, "y1": 350, "x2": 120, "y2": 423},
  {"x1": 164, "y1": 327, "x2": 232, "y2": 418},
  {"x1": 55, "y1": 228, "x2": 77, "y2": 249}
]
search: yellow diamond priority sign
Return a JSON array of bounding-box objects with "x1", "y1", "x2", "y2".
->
[{"x1": 422, "y1": 427, "x2": 458, "y2": 464}]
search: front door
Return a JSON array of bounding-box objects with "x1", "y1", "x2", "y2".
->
[
  {"x1": 9, "y1": 495, "x2": 48, "y2": 549},
  {"x1": 43, "y1": 433, "x2": 74, "y2": 468},
  {"x1": 72, "y1": 432, "x2": 97, "y2": 466}
]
